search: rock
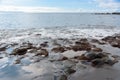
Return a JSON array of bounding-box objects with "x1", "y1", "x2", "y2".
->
[
  {"x1": 40, "y1": 42, "x2": 48, "y2": 47},
  {"x1": 59, "y1": 75, "x2": 67, "y2": 80},
  {"x1": 111, "y1": 41, "x2": 120, "y2": 48},
  {"x1": 0, "y1": 57, "x2": 3, "y2": 59},
  {"x1": 65, "y1": 47, "x2": 71, "y2": 50},
  {"x1": 52, "y1": 46, "x2": 66, "y2": 53},
  {"x1": 104, "y1": 59, "x2": 118, "y2": 66},
  {"x1": 27, "y1": 49, "x2": 37, "y2": 53},
  {"x1": 92, "y1": 47, "x2": 103, "y2": 52},
  {"x1": 64, "y1": 68, "x2": 76, "y2": 75},
  {"x1": 85, "y1": 52, "x2": 97, "y2": 60},
  {"x1": 36, "y1": 49, "x2": 48, "y2": 57},
  {"x1": 11, "y1": 47, "x2": 27, "y2": 55},
  {"x1": 74, "y1": 54, "x2": 88, "y2": 60},
  {"x1": 112, "y1": 55, "x2": 120, "y2": 60},
  {"x1": 58, "y1": 56, "x2": 68, "y2": 61},
  {"x1": 0, "y1": 44, "x2": 8, "y2": 51},
  {"x1": 102, "y1": 35, "x2": 120, "y2": 48},
  {"x1": 85, "y1": 52, "x2": 107, "y2": 60},
  {"x1": 91, "y1": 59, "x2": 104, "y2": 67},
  {"x1": 21, "y1": 42, "x2": 33, "y2": 49},
  {"x1": 102, "y1": 36, "x2": 115, "y2": 43},
  {"x1": 14, "y1": 59, "x2": 21, "y2": 64},
  {"x1": 71, "y1": 44, "x2": 91, "y2": 51},
  {"x1": 91, "y1": 39, "x2": 106, "y2": 45}
]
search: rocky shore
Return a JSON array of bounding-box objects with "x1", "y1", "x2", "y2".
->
[{"x1": 0, "y1": 30, "x2": 120, "y2": 80}]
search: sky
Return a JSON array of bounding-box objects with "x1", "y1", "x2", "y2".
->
[{"x1": 0, "y1": 0, "x2": 120, "y2": 12}]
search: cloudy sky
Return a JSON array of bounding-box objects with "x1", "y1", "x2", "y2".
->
[{"x1": 0, "y1": 0, "x2": 120, "y2": 12}]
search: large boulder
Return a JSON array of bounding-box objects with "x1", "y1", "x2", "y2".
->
[{"x1": 11, "y1": 47, "x2": 28, "y2": 55}]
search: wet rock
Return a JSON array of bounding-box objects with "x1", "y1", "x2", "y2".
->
[
  {"x1": 11, "y1": 47, "x2": 27, "y2": 55},
  {"x1": 36, "y1": 49, "x2": 48, "y2": 57},
  {"x1": 65, "y1": 47, "x2": 71, "y2": 50},
  {"x1": 27, "y1": 49, "x2": 37, "y2": 53},
  {"x1": 21, "y1": 42, "x2": 33, "y2": 49},
  {"x1": 0, "y1": 57, "x2": 3, "y2": 59},
  {"x1": 52, "y1": 46, "x2": 66, "y2": 53},
  {"x1": 0, "y1": 44, "x2": 8, "y2": 51},
  {"x1": 91, "y1": 59, "x2": 104, "y2": 67},
  {"x1": 67, "y1": 68, "x2": 76, "y2": 75},
  {"x1": 59, "y1": 75, "x2": 67, "y2": 80},
  {"x1": 85, "y1": 52, "x2": 107, "y2": 60},
  {"x1": 112, "y1": 55, "x2": 120, "y2": 60},
  {"x1": 71, "y1": 44, "x2": 91, "y2": 51},
  {"x1": 64, "y1": 68, "x2": 76, "y2": 75},
  {"x1": 58, "y1": 56, "x2": 68, "y2": 61},
  {"x1": 74, "y1": 54, "x2": 88, "y2": 60},
  {"x1": 14, "y1": 59, "x2": 21, "y2": 64},
  {"x1": 40, "y1": 42, "x2": 48, "y2": 47},
  {"x1": 104, "y1": 59, "x2": 118, "y2": 66},
  {"x1": 102, "y1": 36, "x2": 115, "y2": 43},
  {"x1": 111, "y1": 41, "x2": 120, "y2": 48},
  {"x1": 92, "y1": 47, "x2": 103, "y2": 52},
  {"x1": 91, "y1": 39, "x2": 106, "y2": 45}
]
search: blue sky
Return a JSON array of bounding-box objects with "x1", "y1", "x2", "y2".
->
[{"x1": 0, "y1": 0, "x2": 120, "y2": 12}]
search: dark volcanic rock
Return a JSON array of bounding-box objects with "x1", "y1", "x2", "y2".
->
[
  {"x1": 91, "y1": 59, "x2": 104, "y2": 67},
  {"x1": 92, "y1": 47, "x2": 103, "y2": 52},
  {"x1": 58, "y1": 56, "x2": 68, "y2": 61},
  {"x1": 91, "y1": 39, "x2": 106, "y2": 45},
  {"x1": 14, "y1": 59, "x2": 21, "y2": 64},
  {"x1": 102, "y1": 35, "x2": 120, "y2": 48},
  {"x1": 102, "y1": 36, "x2": 115, "y2": 43},
  {"x1": 85, "y1": 52, "x2": 107, "y2": 60},
  {"x1": 11, "y1": 47, "x2": 27, "y2": 55},
  {"x1": 74, "y1": 54, "x2": 88, "y2": 60},
  {"x1": 0, "y1": 44, "x2": 8, "y2": 51},
  {"x1": 71, "y1": 44, "x2": 91, "y2": 51},
  {"x1": 104, "y1": 59, "x2": 118, "y2": 66},
  {"x1": 59, "y1": 75, "x2": 67, "y2": 80},
  {"x1": 36, "y1": 49, "x2": 48, "y2": 57},
  {"x1": 52, "y1": 46, "x2": 66, "y2": 53},
  {"x1": 64, "y1": 68, "x2": 76, "y2": 75},
  {"x1": 40, "y1": 42, "x2": 48, "y2": 47},
  {"x1": 72, "y1": 39, "x2": 92, "y2": 51}
]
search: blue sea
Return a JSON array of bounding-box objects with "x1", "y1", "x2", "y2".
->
[{"x1": 0, "y1": 12, "x2": 120, "y2": 29}]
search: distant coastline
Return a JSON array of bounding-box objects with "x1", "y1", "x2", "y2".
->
[{"x1": 94, "y1": 12, "x2": 120, "y2": 15}]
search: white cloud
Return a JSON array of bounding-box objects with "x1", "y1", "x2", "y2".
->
[
  {"x1": 0, "y1": 5, "x2": 66, "y2": 12},
  {"x1": 94, "y1": 0, "x2": 120, "y2": 12}
]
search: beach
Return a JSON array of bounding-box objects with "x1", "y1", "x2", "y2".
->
[{"x1": 0, "y1": 27, "x2": 120, "y2": 80}]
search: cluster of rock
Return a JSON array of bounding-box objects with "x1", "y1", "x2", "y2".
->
[
  {"x1": 0, "y1": 35, "x2": 119, "y2": 68},
  {"x1": 102, "y1": 34, "x2": 120, "y2": 48}
]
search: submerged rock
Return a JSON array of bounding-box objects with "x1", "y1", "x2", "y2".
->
[{"x1": 52, "y1": 46, "x2": 66, "y2": 53}]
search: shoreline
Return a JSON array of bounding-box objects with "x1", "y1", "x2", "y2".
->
[{"x1": 0, "y1": 28, "x2": 120, "y2": 80}]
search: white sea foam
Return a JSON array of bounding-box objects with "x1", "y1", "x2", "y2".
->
[{"x1": 0, "y1": 28, "x2": 120, "y2": 43}]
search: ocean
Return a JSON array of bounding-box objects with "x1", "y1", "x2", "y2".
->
[{"x1": 0, "y1": 12, "x2": 120, "y2": 29}]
